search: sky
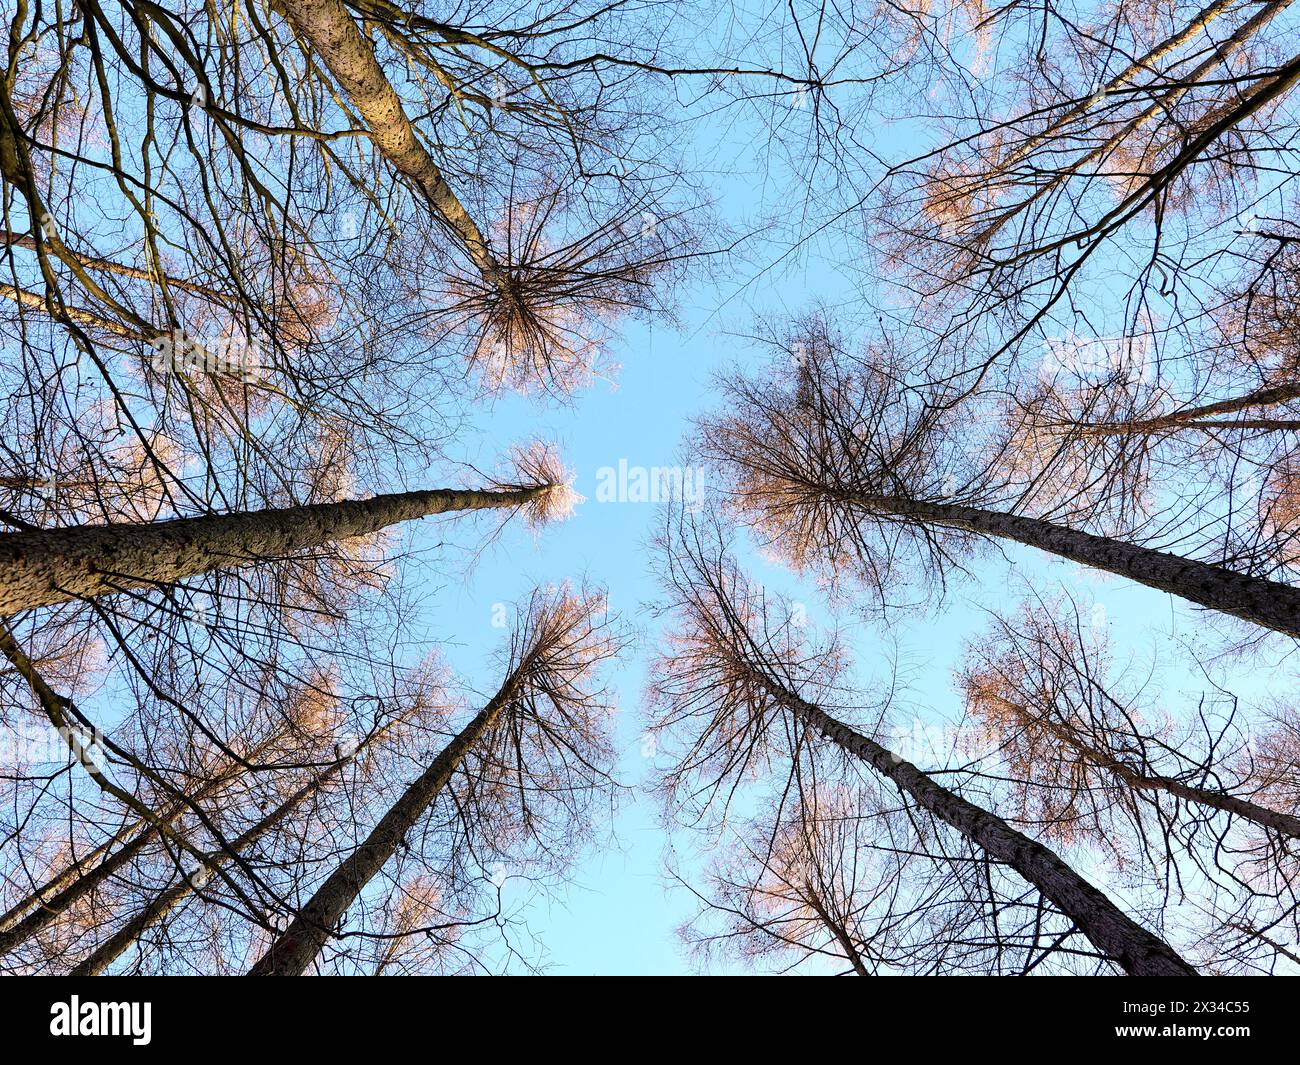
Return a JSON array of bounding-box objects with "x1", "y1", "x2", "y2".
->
[
  {"x1": 13, "y1": 1, "x2": 1291, "y2": 975},
  {"x1": 349, "y1": 15, "x2": 1300, "y2": 971},
  {"x1": 394, "y1": 291, "x2": 1290, "y2": 974}
]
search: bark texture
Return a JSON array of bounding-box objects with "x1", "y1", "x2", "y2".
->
[
  {"x1": 875, "y1": 497, "x2": 1300, "y2": 638},
  {"x1": 247, "y1": 683, "x2": 518, "y2": 975},
  {"x1": 281, "y1": 0, "x2": 500, "y2": 278},
  {"x1": 770, "y1": 684, "x2": 1198, "y2": 975},
  {"x1": 0, "y1": 485, "x2": 543, "y2": 615}
]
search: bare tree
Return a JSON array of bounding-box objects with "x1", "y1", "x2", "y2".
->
[
  {"x1": 0, "y1": 725, "x2": 286, "y2": 957},
  {"x1": 249, "y1": 584, "x2": 620, "y2": 975},
  {"x1": 962, "y1": 596, "x2": 1300, "y2": 843},
  {"x1": 648, "y1": 513, "x2": 1197, "y2": 976},
  {"x1": 0, "y1": 445, "x2": 575, "y2": 615},
  {"x1": 67, "y1": 707, "x2": 407, "y2": 976},
  {"x1": 676, "y1": 782, "x2": 1088, "y2": 975},
  {"x1": 699, "y1": 331, "x2": 1300, "y2": 637}
]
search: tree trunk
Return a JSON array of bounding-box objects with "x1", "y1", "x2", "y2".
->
[
  {"x1": 0, "y1": 283, "x2": 147, "y2": 340},
  {"x1": 872, "y1": 496, "x2": 1300, "y2": 638},
  {"x1": 0, "y1": 484, "x2": 544, "y2": 615},
  {"x1": 1082, "y1": 381, "x2": 1300, "y2": 437},
  {"x1": 804, "y1": 890, "x2": 871, "y2": 976},
  {"x1": 995, "y1": 0, "x2": 1236, "y2": 172},
  {"x1": 0, "y1": 751, "x2": 269, "y2": 955},
  {"x1": 1135, "y1": 774, "x2": 1300, "y2": 838},
  {"x1": 766, "y1": 683, "x2": 1198, "y2": 975},
  {"x1": 246, "y1": 680, "x2": 519, "y2": 975},
  {"x1": 69, "y1": 740, "x2": 369, "y2": 976},
  {"x1": 993, "y1": 694, "x2": 1300, "y2": 841},
  {"x1": 280, "y1": 0, "x2": 500, "y2": 280}
]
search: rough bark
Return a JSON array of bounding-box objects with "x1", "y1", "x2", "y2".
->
[
  {"x1": 247, "y1": 680, "x2": 519, "y2": 975},
  {"x1": 280, "y1": 0, "x2": 500, "y2": 279},
  {"x1": 871, "y1": 496, "x2": 1300, "y2": 638},
  {"x1": 766, "y1": 683, "x2": 1198, "y2": 976},
  {"x1": 0, "y1": 484, "x2": 544, "y2": 615},
  {"x1": 991, "y1": 694, "x2": 1300, "y2": 841},
  {"x1": 69, "y1": 740, "x2": 370, "y2": 976}
]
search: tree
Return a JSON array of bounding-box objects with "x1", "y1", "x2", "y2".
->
[
  {"x1": 5, "y1": 0, "x2": 1300, "y2": 981},
  {"x1": 677, "y1": 782, "x2": 1083, "y2": 975},
  {"x1": 249, "y1": 584, "x2": 620, "y2": 975},
  {"x1": 0, "y1": 725, "x2": 284, "y2": 957},
  {"x1": 962, "y1": 596, "x2": 1300, "y2": 844},
  {"x1": 699, "y1": 330, "x2": 1300, "y2": 637},
  {"x1": 875, "y1": 0, "x2": 1300, "y2": 381},
  {"x1": 0, "y1": 445, "x2": 574, "y2": 615},
  {"x1": 67, "y1": 710, "x2": 403, "y2": 976},
  {"x1": 648, "y1": 513, "x2": 1197, "y2": 976},
  {"x1": 1, "y1": 0, "x2": 701, "y2": 975}
]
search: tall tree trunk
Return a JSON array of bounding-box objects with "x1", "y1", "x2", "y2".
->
[
  {"x1": 247, "y1": 678, "x2": 520, "y2": 975},
  {"x1": 0, "y1": 484, "x2": 545, "y2": 615},
  {"x1": 0, "y1": 283, "x2": 147, "y2": 340},
  {"x1": 2, "y1": 232, "x2": 231, "y2": 303},
  {"x1": 762, "y1": 680, "x2": 1198, "y2": 976},
  {"x1": 1081, "y1": 381, "x2": 1300, "y2": 437},
  {"x1": 996, "y1": 0, "x2": 1238, "y2": 172},
  {"x1": 280, "y1": 0, "x2": 501, "y2": 280},
  {"x1": 803, "y1": 890, "x2": 871, "y2": 976},
  {"x1": 1130, "y1": 773, "x2": 1300, "y2": 838},
  {"x1": 0, "y1": 835, "x2": 123, "y2": 937},
  {"x1": 0, "y1": 733, "x2": 278, "y2": 954},
  {"x1": 964, "y1": 0, "x2": 1294, "y2": 249},
  {"x1": 0, "y1": 626, "x2": 256, "y2": 900},
  {"x1": 868, "y1": 496, "x2": 1300, "y2": 638},
  {"x1": 992, "y1": 694, "x2": 1300, "y2": 840},
  {"x1": 69, "y1": 737, "x2": 374, "y2": 976}
]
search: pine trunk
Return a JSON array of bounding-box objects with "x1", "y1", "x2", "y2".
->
[
  {"x1": 0, "y1": 731, "x2": 282, "y2": 948},
  {"x1": 995, "y1": 695, "x2": 1300, "y2": 840},
  {"x1": 2, "y1": 787, "x2": 219, "y2": 955},
  {"x1": 246, "y1": 683, "x2": 517, "y2": 975},
  {"x1": 280, "y1": 0, "x2": 499, "y2": 278},
  {"x1": 1084, "y1": 381, "x2": 1300, "y2": 436},
  {"x1": 1137, "y1": 775, "x2": 1300, "y2": 839},
  {"x1": 69, "y1": 744, "x2": 366, "y2": 976},
  {"x1": 0, "y1": 484, "x2": 543, "y2": 615},
  {"x1": 876, "y1": 497, "x2": 1300, "y2": 638},
  {"x1": 769, "y1": 684, "x2": 1198, "y2": 975},
  {"x1": 804, "y1": 891, "x2": 871, "y2": 975}
]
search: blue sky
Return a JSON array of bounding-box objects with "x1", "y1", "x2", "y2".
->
[
  {"x1": 5, "y1": 0, "x2": 1298, "y2": 979},
  {"x1": 316, "y1": 8, "x2": 1297, "y2": 972},
  {"x1": 394, "y1": 294, "x2": 1294, "y2": 973}
]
